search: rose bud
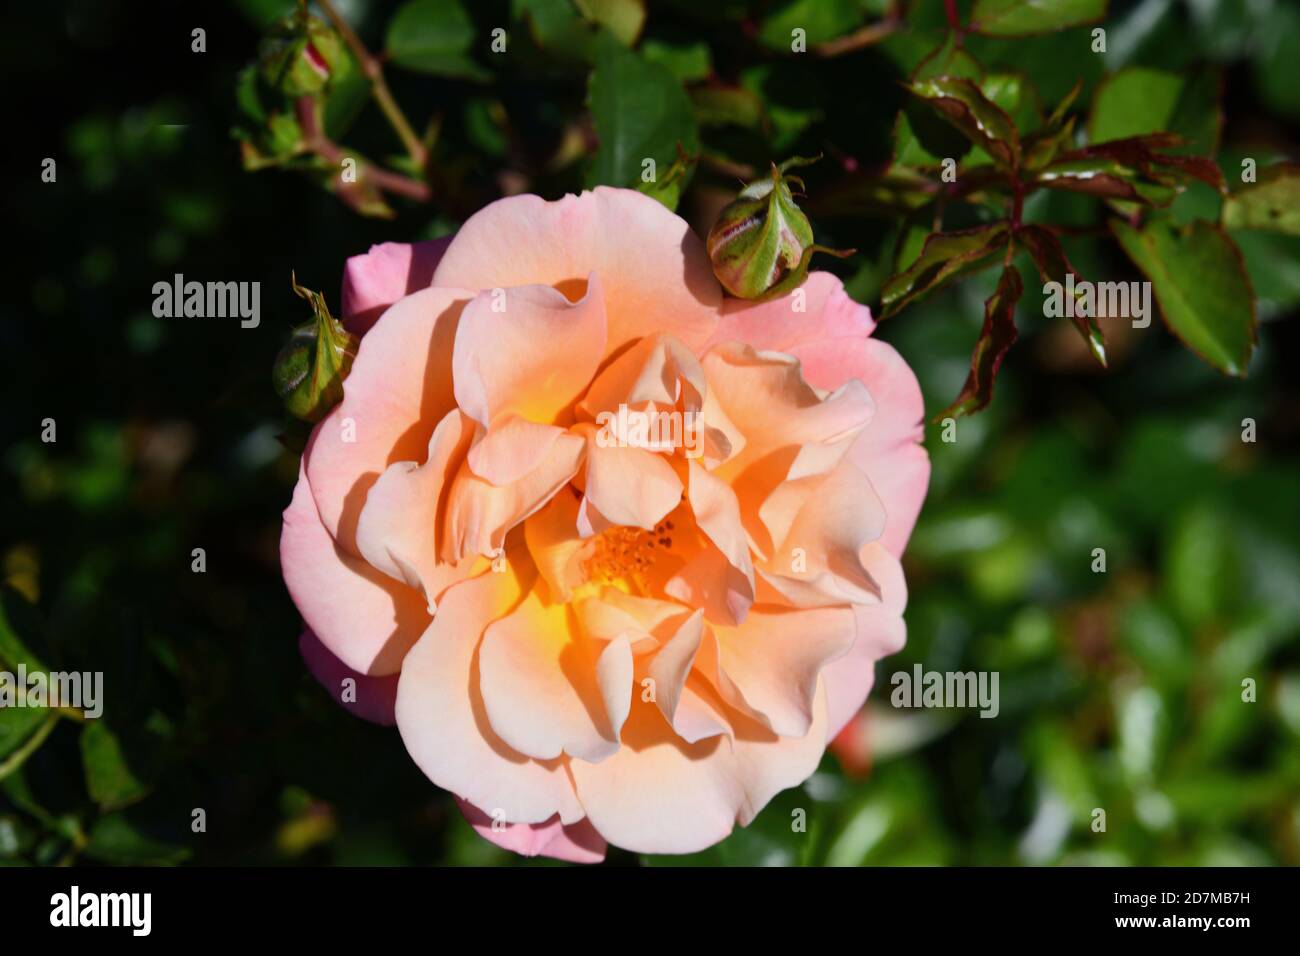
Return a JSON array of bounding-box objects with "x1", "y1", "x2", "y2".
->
[
  {"x1": 273, "y1": 275, "x2": 358, "y2": 423},
  {"x1": 706, "y1": 156, "x2": 853, "y2": 301},
  {"x1": 259, "y1": 11, "x2": 350, "y2": 99}
]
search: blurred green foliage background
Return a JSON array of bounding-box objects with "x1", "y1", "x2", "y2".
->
[{"x1": 2, "y1": 0, "x2": 1298, "y2": 866}]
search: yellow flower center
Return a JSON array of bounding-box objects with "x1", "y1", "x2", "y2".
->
[{"x1": 581, "y1": 519, "x2": 675, "y2": 592}]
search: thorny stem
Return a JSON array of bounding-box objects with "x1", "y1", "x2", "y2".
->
[{"x1": 315, "y1": 0, "x2": 428, "y2": 171}]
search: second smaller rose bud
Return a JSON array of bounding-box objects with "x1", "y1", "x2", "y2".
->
[
  {"x1": 273, "y1": 275, "x2": 358, "y2": 423},
  {"x1": 259, "y1": 11, "x2": 351, "y2": 98},
  {"x1": 707, "y1": 156, "x2": 852, "y2": 301}
]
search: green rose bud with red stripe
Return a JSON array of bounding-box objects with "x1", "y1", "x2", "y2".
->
[
  {"x1": 706, "y1": 156, "x2": 853, "y2": 301},
  {"x1": 259, "y1": 10, "x2": 351, "y2": 99}
]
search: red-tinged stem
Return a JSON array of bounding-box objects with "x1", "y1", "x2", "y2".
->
[
  {"x1": 315, "y1": 0, "x2": 427, "y2": 170},
  {"x1": 295, "y1": 98, "x2": 431, "y2": 202},
  {"x1": 945, "y1": 0, "x2": 962, "y2": 31}
]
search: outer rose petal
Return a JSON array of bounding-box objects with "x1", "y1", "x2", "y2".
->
[
  {"x1": 792, "y1": 336, "x2": 929, "y2": 557},
  {"x1": 709, "y1": 271, "x2": 874, "y2": 352},
  {"x1": 281, "y1": 468, "x2": 428, "y2": 675},
  {"x1": 340, "y1": 238, "x2": 452, "y2": 335},
  {"x1": 821, "y1": 543, "x2": 909, "y2": 737},
  {"x1": 455, "y1": 798, "x2": 606, "y2": 864},
  {"x1": 756, "y1": 458, "x2": 887, "y2": 608},
  {"x1": 431, "y1": 188, "x2": 722, "y2": 355},
  {"x1": 569, "y1": 681, "x2": 831, "y2": 855},
  {"x1": 710, "y1": 605, "x2": 856, "y2": 737},
  {"x1": 298, "y1": 629, "x2": 398, "y2": 726},
  {"x1": 396, "y1": 567, "x2": 585, "y2": 826},
  {"x1": 306, "y1": 286, "x2": 470, "y2": 552}
]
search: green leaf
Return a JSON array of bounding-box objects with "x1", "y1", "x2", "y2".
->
[
  {"x1": 322, "y1": 63, "x2": 372, "y2": 141},
  {"x1": 1250, "y1": 0, "x2": 1300, "y2": 120},
  {"x1": 1119, "y1": 600, "x2": 1191, "y2": 687},
  {"x1": 963, "y1": 26, "x2": 1104, "y2": 104},
  {"x1": 1038, "y1": 134, "x2": 1224, "y2": 206},
  {"x1": 586, "y1": 31, "x2": 698, "y2": 188},
  {"x1": 464, "y1": 97, "x2": 509, "y2": 157},
  {"x1": 1019, "y1": 79, "x2": 1080, "y2": 171},
  {"x1": 636, "y1": 144, "x2": 695, "y2": 211},
  {"x1": 937, "y1": 264, "x2": 1023, "y2": 420},
  {"x1": 641, "y1": 39, "x2": 712, "y2": 82},
  {"x1": 891, "y1": 42, "x2": 984, "y2": 168},
  {"x1": 1110, "y1": 218, "x2": 1257, "y2": 376},
  {"x1": 0, "y1": 594, "x2": 46, "y2": 673},
  {"x1": 804, "y1": 167, "x2": 936, "y2": 220},
  {"x1": 880, "y1": 223, "x2": 1011, "y2": 318},
  {"x1": 1222, "y1": 163, "x2": 1300, "y2": 236},
  {"x1": 913, "y1": 31, "x2": 986, "y2": 83},
  {"x1": 0, "y1": 595, "x2": 58, "y2": 775},
  {"x1": 962, "y1": 72, "x2": 1043, "y2": 168},
  {"x1": 1022, "y1": 115, "x2": 1076, "y2": 172},
  {"x1": 514, "y1": 0, "x2": 644, "y2": 61},
  {"x1": 386, "y1": 0, "x2": 489, "y2": 81},
  {"x1": 84, "y1": 814, "x2": 190, "y2": 866},
  {"x1": 1231, "y1": 230, "x2": 1300, "y2": 318},
  {"x1": 896, "y1": 78, "x2": 1036, "y2": 180},
  {"x1": 515, "y1": 0, "x2": 598, "y2": 60},
  {"x1": 1165, "y1": 502, "x2": 1240, "y2": 627},
  {"x1": 1088, "y1": 67, "x2": 1221, "y2": 156},
  {"x1": 1016, "y1": 224, "x2": 1106, "y2": 365},
  {"x1": 81, "y1": 722, "x2": 149, "y2": 811},
  {"x1": 690, "y1": 86, "x2": 765, "y2": 128},
  {"x1": 234, "y1": 65, "x2": 268, "y2": 125},
  {"x1": 575, "y1": 0, "x2": 645, "y2": 45},
  {"x1": 757, "y1": 0, "x2": 864, "y2": 50},
  {"x1": 1037, "y1": 157, "x2": 1175, "y2": 204},
  {"x1": 970, "y1": 0, "x2": 1107, "y2": 37},
  {"x1": 906, "y1": 76, "x2": 1021, "y2": 169}
]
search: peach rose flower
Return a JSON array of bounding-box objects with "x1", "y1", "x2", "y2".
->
[{"x1": 281, "y1": 188, "x2": 929, "y2": 862}]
